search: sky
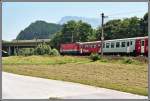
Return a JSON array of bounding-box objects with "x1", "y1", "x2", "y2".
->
[{"x1": 2, "y1": 2, "x2": 148, "y2": 41}]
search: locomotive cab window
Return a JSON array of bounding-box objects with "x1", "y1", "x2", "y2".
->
[
  {"x1": 142, "y1": 41, "x2": 144, "y2": 46},
  {"x1": 121, "y1": 42, "x2": 126, "y2": 47},
  {"x1": 106, "y1": 43, "x2": 110, "y2": 48},
  {"x1": 111, "y1": 42, "x2": 114, "y2": 48},
  {"x1": 116, "y1": 42, "x2": 120, "y2": 48}
]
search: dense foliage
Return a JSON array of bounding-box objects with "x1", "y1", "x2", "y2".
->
[
  {"x1": 18, "y1": 48, "x2": 35, "y2": 56},
  {"x1": 90, "y1": 53, "x2": 101, "y2": 61},
  {"x1": 34, "y1": 43, "x2": 51, "y2": 55},
  {"x1": 16, "y1": 21, "x2": 62, "y2": 40},
  {"x1": 50, "y1": 20, "x2": 94, "y2": 49},
  {"x1": 50, "y1": 13, "x2": 148, "y2": 49},
  {"x1": 17, "y1": 43, "x2": 59, "y2": 56},
  {"x1": 97, "y1": 15, "x2": 148, "y2": 40}
]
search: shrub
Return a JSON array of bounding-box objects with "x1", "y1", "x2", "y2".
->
[
  {"x1": 14, "y1": 43, "x2": 60, "y2": 56},
  {"x1": 18, "y1": 48, "x2": 35, "y2": 56},
  {"x1": 122, "y1": 57, "x2": 134, "y2": 64},
  {"x1": 34, "y1": 43, "x2": 51, "y2": 55},
  {"x1": 100, "y1": 59, "x2": 108, "y2": 63},
  {"x1": 50, "y1": 48, "x2": 60, "y2": 56},
  {"x1": 90, "y1": 53, "x2": 101, "y2": 61}
]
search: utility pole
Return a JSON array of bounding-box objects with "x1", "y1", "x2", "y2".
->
[
  {"x1": 101, "y1": 13, "x2": 108, "y2": 57},
  {"x1": 101, "y1": 13, "x2": 104, "y2": 56},
  {"x1": 148, "y1": 0, "x2": 150, "y2": 99},
  {"x1": 71, "y1": 31, "x2": 73, "y2": 43}
]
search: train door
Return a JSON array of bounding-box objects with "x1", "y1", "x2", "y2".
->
[
  {"x1": 141, "y1": 39, "x2": 145, "y2": 54},
  {"x1": 144, "y1": 38, "x2": 148, "y2": 56},
  {"x1": 127, "y1": 41, "x2": 130, "y2": 53},
  {"x1": 135, "y1": 39, "x2": 141, "y2": 55},
  {"x1": 98, "y1": 42, "x2": 101, "y2": 53}
]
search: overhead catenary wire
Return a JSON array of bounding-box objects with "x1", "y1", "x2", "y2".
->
[{"x1": 107, "y1": 9, "x2": 147, "y2": 17}]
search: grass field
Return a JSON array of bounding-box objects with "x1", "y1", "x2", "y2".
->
[{"x1": 2, "y1": 55, "x2": 148, "y2": 96}]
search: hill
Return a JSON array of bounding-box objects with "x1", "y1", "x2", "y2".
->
[
  {"x1": 58, "y1": 16, "x2": 100, "y2": 28},
  {"x1": 16, "y1": 21, "x2": 62, "y2": 40}
]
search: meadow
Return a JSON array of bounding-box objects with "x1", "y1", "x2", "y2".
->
[{"x1": 2, "y1": 55, "x2": 148, "y2": 96}]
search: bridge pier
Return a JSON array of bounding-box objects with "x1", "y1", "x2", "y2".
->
[{"x1": 8, "y1": 46, "x2": 11, "y2": 55}]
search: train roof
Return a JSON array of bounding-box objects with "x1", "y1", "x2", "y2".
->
[
  {"x1": 76, "y1": 36, "x2": 148, "y2": 44},
  {"x1": 104, "y1": 36, "x2": 148, "y2": 42},
  {"x1": 76, "y1": 41, "x2": 101, "y2": 44},
  {"x1": 61, "y1": 36, "x2": 148, "y2": 45}
]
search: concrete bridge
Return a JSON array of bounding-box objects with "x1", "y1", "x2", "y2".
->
[{"x1": 2, "y1": 39, "x2": 51, "y2": 55}]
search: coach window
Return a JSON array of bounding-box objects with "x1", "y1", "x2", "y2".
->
[
  {"x1": 89, "y1": 45, "x2": 92, "y2": 48},
  {"x1": 103, "y1": 43, "x2": 105, "y2": 48},
  {"x1": 111, "y1": 42, "x2": 114, "y2": 48},
  {"x1": 116, "y1": 42, "x2": 120, "y2": 48},
  {"x1": 127, "y1": 42, "x2": 129, "y2": 47},
  {"x1": 85, "y1": 45, "x2": 88, "y2": 48},
  {"x1": 106, "y1": 43, "x2": 110, "y2": 48},
  {"x1": 130, "y1": 41, "x2": 132, "y2": 45},
  {"x1": 142, "y1": 41, "x2": 144, "y2": 46},
  {"x1": 121, "y1": 42, "x2": 126, "y2": 47}
]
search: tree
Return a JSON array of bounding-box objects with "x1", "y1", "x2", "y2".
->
[
  {"x1": 61, "y1": 20, "x2": 77, "y2": 43},
  {"x1": 50, "y1": 13, "x2": 148, "y2": 49},
  {"x1": 140, "y1": 13, "x2": 148, "y2": 35},
  {"x1": 50, "y1": 32, "x2": 63, "y2": 49},
  {"x1": 61, "y1": 20, "x2": 93, "y2": 42},
  {"x1": 96, "y1": 16, "x2": 144, "y2": 40},
  {"x1": 77, "y1": 21, "x2": 93, "y2": 42},
  {"x1": 51, "y1": 20, "x2": 94, "y2": 49}
]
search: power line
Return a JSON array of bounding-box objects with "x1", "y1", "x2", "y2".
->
[{"x1": 107, "y1": 9, "x2": 147, "y2": 17}]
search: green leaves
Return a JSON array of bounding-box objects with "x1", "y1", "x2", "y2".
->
[{"x1": 34, "y1": 43, "x2": 51, "y2": 55}]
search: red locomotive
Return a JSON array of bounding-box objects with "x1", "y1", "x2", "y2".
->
[{"x1": 60, "y1": 36, "x2": 148, "y2": 56}]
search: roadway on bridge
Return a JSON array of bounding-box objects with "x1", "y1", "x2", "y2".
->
[{"x1": 2, "y1": 72, "x2": 148, "y2": 99}]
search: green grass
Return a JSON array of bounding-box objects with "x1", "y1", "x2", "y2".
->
[
  {"x1": 2, "y1": 55, "x2": 148, "y2": 96},
  {"x1": 2, "y1": 55, "x2": 90, "y2": 65}
]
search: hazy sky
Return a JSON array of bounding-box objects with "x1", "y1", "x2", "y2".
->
[{"x1": 2, "y1": 2, "x2": 148, "y2": 41}]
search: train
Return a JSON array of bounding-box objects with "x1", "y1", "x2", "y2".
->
[{"x1": 60, "y1": 36, "x2": 148, "y2": 56}]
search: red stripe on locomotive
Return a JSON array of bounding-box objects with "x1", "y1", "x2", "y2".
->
[{"x1": 60, "y1": 43, "x2": 79, "y2": 52}]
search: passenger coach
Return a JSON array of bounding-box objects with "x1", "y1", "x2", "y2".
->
[{"x1": 60, "y1": 36, "x2": 148, "y2": 56}]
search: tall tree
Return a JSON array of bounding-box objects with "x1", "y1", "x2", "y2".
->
[
  {"x1": 61, "y1": 20, "x2": 93, "y2": 43},
  {"x1": 140, "y1": 13, "x2": 148, "y2": 35}
]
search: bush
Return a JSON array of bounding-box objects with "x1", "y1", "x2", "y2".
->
[
  {"x1": 14, "y1": 43, "x2": 60, "y2": 56},
  {"x1": 50, "y1": 48, "x2": 60, "y2": 56},
  {"x1": 34, "y1": 43, "x2": 51, "y2": 55},
  {"x1": 90, "y1": 53, "x2": 101, "y2": 61},
  {"x1": 100, "y1": 59, "x2": 108, "y2": 63},
  {"x1": 18, "y1": 48, "x2": 35, "y2": 56},
  {"x1": 122, "y1": 57, "x2": 134, "y2": 64}
]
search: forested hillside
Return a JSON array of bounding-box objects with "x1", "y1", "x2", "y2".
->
[{"x1": 16, "y1": 21, "x2": 62, "y2": 40}]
